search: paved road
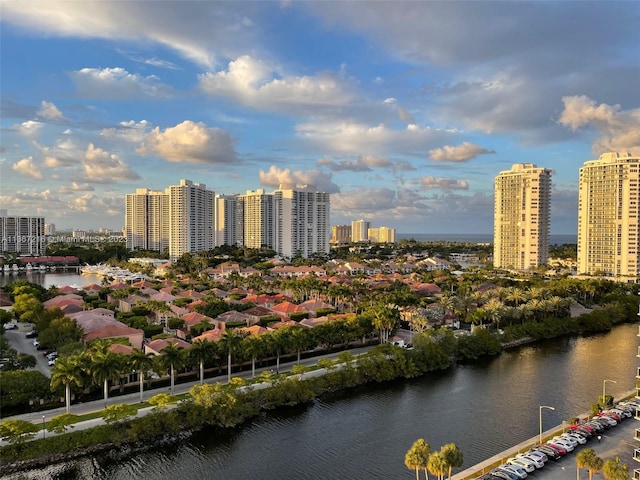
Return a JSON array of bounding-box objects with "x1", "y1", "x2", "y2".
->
[{"x1": 454, "y1": 413, "x2": 639, "y2": 480}]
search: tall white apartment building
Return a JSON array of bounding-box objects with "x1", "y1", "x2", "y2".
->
[
  {"x1": 214, "y1": 194, "x2": 240, "y2": 247},
  {"x1": 577, "y1": 152, "x2": 640, "y2": 280},
  {"x1": 125, "y1": 188, "x2": 170, "y2": 253},
  {"x1": 167, "y1": 179, "x2": 215, "y2": 259},
  {"x1": 493, "y1": 163, "x2": 552, "y2": 271},
  {"x1": 351, "y1": 219, "x2": 371, "y2": 243},
  {"x1": 274, "y1": 184, "x2": 330, "y2": 258},
  {"x1": 0, "y1": 210, "x2": 46, "y2": 255},
  {"x1": 239, "y1": 189, "x2": 274, "y2": 250}
]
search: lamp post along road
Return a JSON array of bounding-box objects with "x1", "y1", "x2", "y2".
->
[
  {"x1": 42, "y1": 415, "x2": 45, "y2": 440},
  {"x1": 603, "y1": 379, "x2": 617, "y2": 407},
  {"x1": 539, "y1": 405, "x2": 555, "y2": 444}
]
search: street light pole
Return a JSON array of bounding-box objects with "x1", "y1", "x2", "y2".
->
[
  {"x1": 539, "y1": 405, "x2": 555, "y2": 444},
  {"x1": 602, "y1": 379, "x2": 617, "y2": 408},
  {"x1": 42, "y1": 415, "x2": 46, "y2": 440}
]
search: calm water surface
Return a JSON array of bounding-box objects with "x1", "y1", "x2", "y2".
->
[{"x1": 3, "y1": 322, "x2": 637, "y2": 480}]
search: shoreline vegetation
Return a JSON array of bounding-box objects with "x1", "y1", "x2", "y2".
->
[{"x1": 1, "y1": 306, "x2": 637, "y2": 475}]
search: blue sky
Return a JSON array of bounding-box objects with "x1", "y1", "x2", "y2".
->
[{"x1": 1, "y1": 1, "x2": 639, "y2": 235}]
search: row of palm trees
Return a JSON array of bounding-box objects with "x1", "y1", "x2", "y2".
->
[{"x1": 50, "y1": 316, "x2": 375, "y2": 414}]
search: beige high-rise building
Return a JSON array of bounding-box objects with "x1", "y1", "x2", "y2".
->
[
  {"x1": 577, "y1": 152, "x2": 640, "y2": 280},
  {"x1": 368, "y1": 226, "x2": 396, "y2": 243},
  {"x1": 167, "y1": 179, "x2": 215, "y2": 259},
  {"x1": 351, "y1": 219, "x2": 371, "y2": 243},
  {"x1": 214, "y1": 194, "x2": 240, "y2": 247},
  {"x1": 125, "y1": 188, "x2": 170, "y2": 253},
  {"x1": 331, "y1": 225, "x2": 352, "y2": 244},
  {"x1": 493, "y1": 163, "x2": 552, "y2": 270},
  {"x1": 239, "y1": 189, "x2": 274, "y2": 250},
  {"x1": 125, "y1": 180, "x2": 214, "y2": 259}
]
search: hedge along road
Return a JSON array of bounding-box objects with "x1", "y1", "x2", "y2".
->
[{"x1": 0, "y1": 345, "x2": 374, "y2": 446}]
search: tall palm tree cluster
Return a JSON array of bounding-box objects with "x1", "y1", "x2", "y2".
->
[{"x1": 404, "y1": 438, "x2": 463, "y2": 480}]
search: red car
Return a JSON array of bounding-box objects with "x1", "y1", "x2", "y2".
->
[{"x1": 544, "y1": 442, "x2": 567, "y2": 456}]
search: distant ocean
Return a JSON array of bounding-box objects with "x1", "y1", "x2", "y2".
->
[{"x1": 397, "y1": 233, "x2": 577, "y2": 245}]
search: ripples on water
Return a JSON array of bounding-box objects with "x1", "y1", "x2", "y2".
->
[{"x1": 3, "y1": 323, "x2": 637, "y2": 480}]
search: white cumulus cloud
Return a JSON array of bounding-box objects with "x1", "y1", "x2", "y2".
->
[
  {"x1": 70, "y1": 67, "x2": 171, "y2": 99},
  {"x1": 137, "y1": 120, "x2": 238, "y2": 164},
  {"x1": 558, "y1": 95, "x2": 640, "y2": 155},
  {"x1": 12, "y1": 156, "x2": 43, "y2": 179},
  {"x1": 417, "y1": 176, "x2": 469, "y2": 190},
  {"x1": 199, "y1": 55, "x2": 355, "y2": 113},
  {"x1": 80, "y1": 143, "x2": 140, "y2": 182},
  {"x1": 258, "y1": 165, "x2": 340, "y2": 193},
  {"x1": 429, "y1": 142, "x2": 495, "y2": 162},
  {"x1": 36, "y1": 100, "x2": 64, "y2": 120}
]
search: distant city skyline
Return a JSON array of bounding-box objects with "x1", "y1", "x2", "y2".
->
[{"x1": 1, "y1": 2, "x2": 639, "y2": 234}]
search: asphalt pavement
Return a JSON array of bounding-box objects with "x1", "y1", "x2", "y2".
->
[{"x1": 453, "y1": 410, "x2": 639, "y2": 480}]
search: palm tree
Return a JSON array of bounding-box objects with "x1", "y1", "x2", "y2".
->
[
  {"x1": 243, "y1": 335, "x2": 266, "y2": 378},
  {"x1": 440, "y1": 443, "x2": 463, "y2": 480},
  {"x1": 50, "y1": 356, "x2": 84, "y2": 414},
  {"x1": 219, "y1": 329, "x2": 245, "y2": 382},
  {"x1": 189, "y1": 339, "x2": 217, "y2": 385},
  {"x1": 289, "y1": 325, "x2": 313, "y2": 364},
  {"x1": 128, "y1": 349, "x2": 154, "y2": 403},
  {"x1": 158, "y1": 342, "x2": 185, "y2": 395},
  {"x1": 576, "y1": 448, "x2": 604, "y2": 480},
  {"x1": 404, "y1": 438, "x2": 431, "y2": 480},
  {"x1": 90, "y1": 350, "x2": 124, "y2": 408},
  {"x1": 602, "y1": 456, "x2": 630, "y2": 480},
  {"x1": 427, "y1": 451, "x2": 448, "y2": 480}
]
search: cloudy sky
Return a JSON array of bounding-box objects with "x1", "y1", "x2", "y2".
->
[{"x1": 1, "y1": 1, "x2": 639, "y2": 236}]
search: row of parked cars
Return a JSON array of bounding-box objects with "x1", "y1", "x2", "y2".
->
[{"x1": 474, "y1": 402, "x2": 635, "y2": 480}]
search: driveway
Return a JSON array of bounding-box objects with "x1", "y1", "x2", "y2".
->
[{"x1": 3, "y1": 326, "x2": 51, "y2": 377}]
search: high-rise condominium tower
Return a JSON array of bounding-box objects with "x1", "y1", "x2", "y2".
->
[
  {"x1": 351, "y1": 219, "x2": 371, "y2": 243},
  {"x1": 493, "y1": 163, "x2": 552, "y2": 270},
  {"x1": 125, "y1": 188, "x2": 170, "y2": 253},
  {"x1": 126, "y1": 180, "x2": 214, "y2": 259},
  {"x1": 274, "y1": 184, "x2": 330, "y2": 258},
  {"x1": 239, "y1": 189, "x2": 274, "y2": 250},
  {"x1": 214, "y1": 194, "x2": 240, "y2": 247},
  {"x1": 577, "y1": 152, "x2": 640, "y2": 280},
  {"x1": 167, "y1": 179, "x2": 215, "y2": 259},
  {"x1": 0, "y1": 210, "x2": 45, "y2": 255}
]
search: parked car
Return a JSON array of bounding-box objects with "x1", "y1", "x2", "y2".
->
[
  {"x1": 498, "y1": 464, "x2": 528, "y2": 479},
  {"x1": 3, "y1": 322, "x2": 16, "y2": 330},
  {"x1": 524, "y1": 450, "x2": 548, "y2": 463},
  {"x1": 562, "y1": 432, "x2": 587, "y2": 445},
  {"x1": 596, "y1": 414, "x2": 617, "y2": 427},
  {"x1": 46, "y1": 352, "x2": 58, "y2": 361},
  {"x1": 25, "y1": 330, "x2": 38, "y2": 338},
  {"x1": 506, "y1": 458, "x2": 535, "y2": 473},
  {"x1": 515, "y1": 453, "x2": 544, "y2": 469},
  {"x1": 490, "y1": 468, "x2": 519, "y2": 480},
  {"x1": 545, "y1": 442, "x2": 569, "y2": 455},
  {"x1": 586, "y1": 420, "x2": 605, "y2": 432},
  {"x1": 549, "y1": 438, "x2": 574, "y2": 452},
  {"x1": 530, "y1": 444, "x2": 561, "y2": 460},
  {"x1": 48, "y1": 358, "x2": 56, "y2": 367},
  {"x1": 32, "y1": 339, "x2": 40, "y2": 347}
]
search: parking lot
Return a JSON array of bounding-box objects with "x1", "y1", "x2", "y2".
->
[
  {"x1": 3, "y1": 325, "x2": 52, "y2": 376},
  {"x1": 454, "y1": 413, "x2": 639, "y2": 480}
]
